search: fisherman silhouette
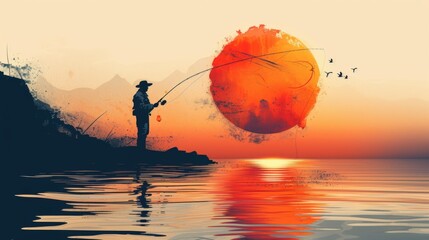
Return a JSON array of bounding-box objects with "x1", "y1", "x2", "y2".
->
[{"x1": 133, "y1": 80, "x2": 160, "y2": 150}]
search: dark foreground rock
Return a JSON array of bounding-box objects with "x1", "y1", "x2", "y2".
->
[
  {"x1": 0, "y1": 71, "x2": 215, "y2": 171},
  {"x1": 114, "y1": 147, "x2": 213, "y2": 165}
]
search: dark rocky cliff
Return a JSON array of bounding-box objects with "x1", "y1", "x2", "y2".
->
[
  {"x1": 0, "y1": 71, "x2": 213, "y2": 170},
  {"x1": 0, "y1": 71, "x2": 112, "y2": 164}
]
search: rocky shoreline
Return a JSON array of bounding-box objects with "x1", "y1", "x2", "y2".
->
[{"x1": 0, "y1": 71, "x2": 215, "y2": 171}]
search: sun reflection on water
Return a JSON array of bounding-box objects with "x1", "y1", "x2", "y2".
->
[
  {"x1": 212, "y1": 158, "x2": 321, "y2": 239},
  {"x1": 248, "y1": 158, "x2": 301, "y2": 182}
]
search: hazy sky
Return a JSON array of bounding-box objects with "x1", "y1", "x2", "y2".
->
[
  {"x1": 1, "y1": 0, "x2": 428, "y2": 158},
  {"x1": 1, "y1": 0, "x2": 428, "y2": 101}
]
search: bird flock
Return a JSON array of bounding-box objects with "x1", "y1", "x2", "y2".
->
[{"x1": 325, "y1": 58, "x2": 357, "y2": 80}]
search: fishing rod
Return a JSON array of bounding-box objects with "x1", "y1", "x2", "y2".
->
[{"x1": 153, "y1": 48, "x2": 323, "y2": 106}]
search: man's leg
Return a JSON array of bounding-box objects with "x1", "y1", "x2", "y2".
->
[
  {"x1": 138, "y1": 131, "x2": 148, "y2": 150},
  {"x1": 141, "y1": 135, "x2": 147, "y2": 150},
  {"x1": 136, "y1": 116, "x2": 144, "y2": 150},
  {"x1": 137, "y1": 130, "x2": 142, "y2": 149},
  {"x1": 137, "y1": 132, "x2": 148, "y2": 150}
]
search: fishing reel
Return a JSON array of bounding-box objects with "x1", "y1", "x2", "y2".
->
[{"x1": 154, "y1": 99, "x2": 167, "y2": 108}]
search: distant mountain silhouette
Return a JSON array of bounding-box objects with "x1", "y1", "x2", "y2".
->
[
  {"x1": 1, "y1": 71, "x2": 214, "y2": 170},
  {"x1": 31, "y1": 74, "x2": 135, "y2": 143},
  {"x1": 30, "y1": 57, "x2": 213, "y2": 148}
]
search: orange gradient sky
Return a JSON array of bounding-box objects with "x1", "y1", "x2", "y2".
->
[{"x1": 1, "y1": 0, "x2": 428, "y2": 159}]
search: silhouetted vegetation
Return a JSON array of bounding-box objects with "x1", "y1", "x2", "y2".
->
[{"x1": 0, "y1": 71, "x2": 214, "y2": 173}]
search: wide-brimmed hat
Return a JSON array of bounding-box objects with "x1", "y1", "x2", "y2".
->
[{"x1": 136, "y1": 80, "x2": 153, "y2": 88}]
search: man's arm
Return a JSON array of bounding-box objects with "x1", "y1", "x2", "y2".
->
[{"x1": 142, "y1": 95, "x2": 154, "y2": 112}]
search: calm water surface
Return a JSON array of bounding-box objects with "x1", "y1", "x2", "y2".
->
[{"x1": 10, "y1": 159, "x2": 429, "y2": 239}]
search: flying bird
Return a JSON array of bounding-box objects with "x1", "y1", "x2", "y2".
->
[
  {"x1": 325, "y1": 71, "x2": 333, "y2": 77},
  {"x1": 329, "y1": 58, "x2": 333, "y2": 63},
  {"x1": 337, "y1": 72, "x2": 343, "y2": 77},
  {"x1": 345, "y1": 75, "x2": 349, "y2": 79},
  {"x1": 351, "y1": 67, "x2": 358, "y2": 73}
]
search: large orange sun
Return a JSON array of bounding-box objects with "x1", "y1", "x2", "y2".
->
[{"x1": 210, "y1": 25, "x2": 320, "y2": 134}]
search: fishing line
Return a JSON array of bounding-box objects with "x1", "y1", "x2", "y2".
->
[
  {"x1": 228, "y1": 51, "x2": 316, "y2": 89},
  {"x1": 168, "y1": 71, "x2": 207, "y2": 104},
  {"x1": 153, "y1": 72, "x2": 207, "y2": 122},
  {"x1": 155, "y1": 48, "x2": 324, "y2": 104}
]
